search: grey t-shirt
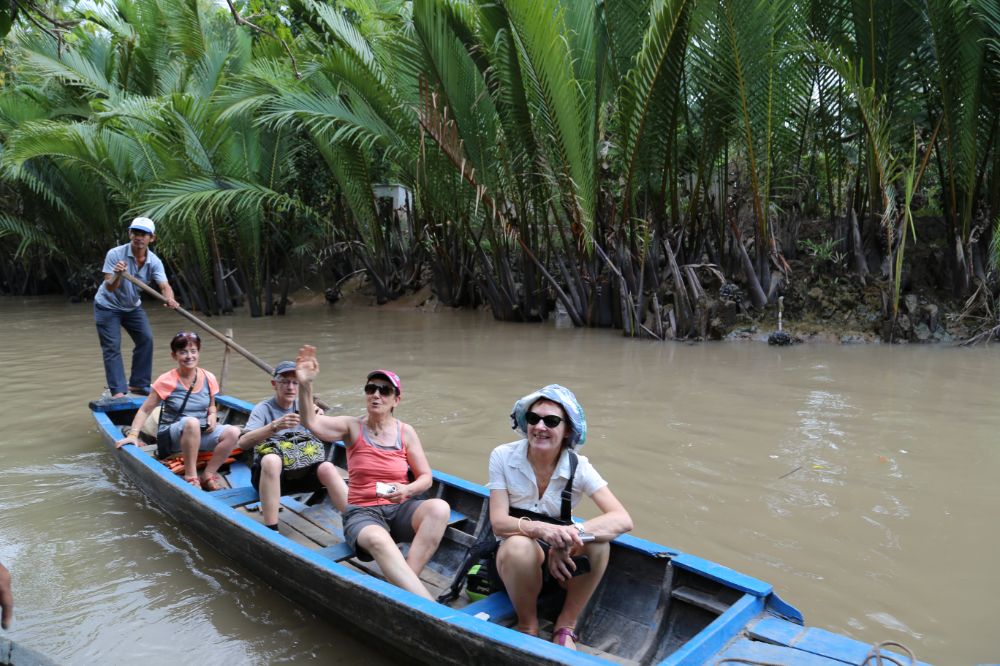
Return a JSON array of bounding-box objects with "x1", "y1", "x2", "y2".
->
[
  {"x1": 244, "y1": 396, "x2": 310, "y2": 437},
  {"x1": 94, "y1": 243, "x2": 167, "y2": 311}
]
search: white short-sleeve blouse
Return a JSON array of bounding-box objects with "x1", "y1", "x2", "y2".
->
[{"x1": 486, "y1": 439, "x2": 607, "y2": 518}]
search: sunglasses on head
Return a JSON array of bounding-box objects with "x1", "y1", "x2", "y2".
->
[
  {"x1": 364, "y1": 383, "x2": 395, "y2": 397},
  {"x1": 525, "y1": 411, "x2": 563, "y2": 428},
  {"x1": 173, "y1": 331, "x2": 200, "y2": 342}
]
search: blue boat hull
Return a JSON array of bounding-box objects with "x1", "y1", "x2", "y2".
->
[{"x1": 90, "y1": 396, "x2": 927, "y2": 666}]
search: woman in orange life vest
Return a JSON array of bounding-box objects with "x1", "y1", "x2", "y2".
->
[
  {"x1": 116, "y1": 331, "x2": 240, "y2": 491},
  {"x1": 294, "y1": 345, "x2": 450, "y2": 601}
]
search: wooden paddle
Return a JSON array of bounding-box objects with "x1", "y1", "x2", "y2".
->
[
  {"x1": 119, "y1": 271, "x2": 330, "y2": 410},
  {"x1": 121, "y1": 271, "x2": 274, "y2": 373}
]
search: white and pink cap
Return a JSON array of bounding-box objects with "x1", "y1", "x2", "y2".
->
[{"x1": 367, "y1": 369, "x2": 401, "y2": 396}]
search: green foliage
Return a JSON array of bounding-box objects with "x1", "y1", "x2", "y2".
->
[
  {"x1": 3, "y1": 0, "x2": 1000, "y2": 334},
  {"x1": 799, "y1": 234, "x2": 845, "y2": 270}
]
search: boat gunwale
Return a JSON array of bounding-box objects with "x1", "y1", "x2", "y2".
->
[
  {"x1": 91, "y1": 396, "x2": 801, "y2": 665},
  {"x1": 91, "y1": 402, "x2": 608, "y2": 665}
]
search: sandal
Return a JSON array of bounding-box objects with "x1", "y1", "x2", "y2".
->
[
  {"x1": 552, "y1": 626, "x2": 578, "y2": 650},
  {"x1": 200, "y1": 473, "x2": 224, "y2": 491},
  {"x1": 183, "y1": 475, "x2": 201, "y2": 489}
]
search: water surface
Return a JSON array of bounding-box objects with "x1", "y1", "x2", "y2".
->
[{"x1": 0, "y1": 297, "x2": 996, "y2": 664}]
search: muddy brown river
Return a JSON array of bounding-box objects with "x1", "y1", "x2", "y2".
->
[{"x1": 0, "y1": 296, "x2": 996, "y2": 664}]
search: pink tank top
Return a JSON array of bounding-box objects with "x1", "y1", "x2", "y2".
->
[{"x1": 347, "y1": 420, "x2": 409, "y2": 506}]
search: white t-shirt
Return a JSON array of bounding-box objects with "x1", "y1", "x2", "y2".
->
[{"x1": 486, "y1": 439, "x2": 607, "y2": 518}]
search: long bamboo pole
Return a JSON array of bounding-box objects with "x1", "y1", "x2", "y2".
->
[
  {"x1": 121, "y1": 272, "x2": 274, "y2": 373},
  {"x1": 120, "y1": 272, "x2": 332, "y2": 411}
]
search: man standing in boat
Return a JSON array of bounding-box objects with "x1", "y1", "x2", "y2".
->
[{"x1": 94, "y1": 217, "x2": 179, "y2": 399}]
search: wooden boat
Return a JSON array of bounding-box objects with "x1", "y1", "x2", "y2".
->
[
  {"x1": 90, "y1": 395, "x2": 925, "y2": 666},
  {"x1": 0, "y1": 638, "x2": 58, "y2": 666}
]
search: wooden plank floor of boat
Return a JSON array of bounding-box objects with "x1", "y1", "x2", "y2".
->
[
  {"x1": 167, "y1": 458, "x2": 635, "y2": 663},
  {"x1": 220, "y1": 469, "x2": 453, "y2": 595}
]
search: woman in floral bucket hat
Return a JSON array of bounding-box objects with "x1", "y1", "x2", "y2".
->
[{"x1": 487, "y1": 385, "x2": 633, "y2": 651}]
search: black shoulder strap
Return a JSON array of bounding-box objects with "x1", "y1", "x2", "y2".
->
[
  {"x1": 437, "y1": 530, "x2": 499, "y2": 604},
  {"x1": 560, "y1": 449, "x2": 578, "y2": 523},
  {"x1": 158, "y1": 369, "x2": 198, "y2": 429}
]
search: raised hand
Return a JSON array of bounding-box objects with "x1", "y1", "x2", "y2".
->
[{"x1": 296, "y1": 345, "x2": 320, "y2": 384}]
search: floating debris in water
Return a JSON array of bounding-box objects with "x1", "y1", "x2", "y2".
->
[{"x1": 768, "y1": 330, "x2": 792, "y2": 346}]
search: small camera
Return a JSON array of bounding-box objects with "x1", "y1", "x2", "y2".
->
[{"x1": 375, "y1": 482, "x2": 397, "y2": 497}]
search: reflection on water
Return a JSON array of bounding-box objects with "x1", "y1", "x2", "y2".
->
[{"x1": 0, "y1": 296, "x2": 997, "y2": 664}]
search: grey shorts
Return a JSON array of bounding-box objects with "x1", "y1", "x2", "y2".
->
[
  {"x1": 342, "y1": 500, "x2": 423, "y2": 562},
  {"x1": 158, "y1": 416, "x2": 227, "y2": 454}
]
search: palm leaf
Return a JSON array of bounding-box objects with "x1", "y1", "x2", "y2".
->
[
  {"x1": 618, "y1": 0, "x2": 694, "y2": 217},
  {"x1": 0, "y1": 212, "x2": 62, "y2": 258},
  {"x1": 141, "y1": 176, "x2": 320, "y2": 223}
]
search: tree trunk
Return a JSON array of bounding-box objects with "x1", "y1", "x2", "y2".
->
[
  {"x1": 953, "y1": 233, "x2": 970, "y2": 295},
  {"x1": 664, "y1": 240, "x2": 692, "y2": 335},
  {"x1": 735, "y1": 236, "x2": 767, "y2": 309},
  {"x1": 849, "y1": 208, "x2": 869, "y2": 278}
]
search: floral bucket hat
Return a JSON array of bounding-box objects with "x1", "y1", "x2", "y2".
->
[{"x1": 509, "y1": 384, "x2": 587, "y2": 448}]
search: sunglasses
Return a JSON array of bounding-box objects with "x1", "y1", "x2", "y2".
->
[
  {"x1": 525, "y1": 411, "x2": 563, "y2": 428},
  {"x1": 173, "y1": 331, "x2": 201, "y2": 342},
  {"x1": 364, "y1": 383, "x2": 396, "y2": 397}
]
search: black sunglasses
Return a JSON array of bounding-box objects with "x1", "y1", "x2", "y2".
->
[
  {"x1": 364, "y1": 383, "x2": 395, "y2": 397},
  {"x1": 525, "y1": 411, "x2": 563, "y2": 428}
]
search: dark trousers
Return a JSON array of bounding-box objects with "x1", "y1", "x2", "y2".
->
[{"x1": 94, "y1": 303, "x2": 154, "y2": 395}]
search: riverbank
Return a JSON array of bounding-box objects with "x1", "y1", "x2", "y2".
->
[
  {"x1": 300, "y1": 265, "x2": 979, "y2": 346},
  {"x1": 730, "y1": 270, "x2": 965, "y2": 345}
]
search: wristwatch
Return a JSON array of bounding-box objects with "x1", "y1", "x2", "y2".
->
[{"x1": 573, "y1": 522, "x2": 586, "y2": 534}]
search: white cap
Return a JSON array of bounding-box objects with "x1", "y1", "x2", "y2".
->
[{"x1": 129, "y1": 217, "x2": 155, "y2": 234}]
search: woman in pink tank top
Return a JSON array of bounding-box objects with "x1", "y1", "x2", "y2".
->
[{"x1": 294, "y1": 345, "x2": 450, "y2": 601}]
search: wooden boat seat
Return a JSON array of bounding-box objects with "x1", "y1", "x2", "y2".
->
[
  {"x1": 218, "y1": 460, "x2": 472, "y2": 570},
  {"x1": 317, "y1": 542, "x2": 355, "y2": 562},
  {"x1": 311, "y1": 510, "x2": 471, "y2": 566},
  {"x1": 459, "y1": 592, "x2": 515, "y2": 623},
  {"x1": 209, "y1": 486, "x2": 261, "y2": 507},
  {"x1": 671, "y1": 585, "x2": 730, "y2": 615},
  {"x1": 224, "y1": 462, "x2": 470, "y2": 527}
]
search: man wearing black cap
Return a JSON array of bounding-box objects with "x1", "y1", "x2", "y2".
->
[
  {"x1": 94, "y1": 216, "x2": 179, "y2": 398},
  {"x1": 238, "y1": 361, "x2": 347, "y2": 531}
]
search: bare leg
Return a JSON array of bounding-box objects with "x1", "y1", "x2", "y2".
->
[
  {"x1": 179, "y1": 417, "x2": 201, "y2": 480},
  {"x1": 406, "y1": 498, "x2": 449, "y2": 575},
  {"x1": 259, "y1": 454, "x2": 282, "y2": 525},
  {"x1": 356, "y1": 525, "x2": 433, "y2": 600},
  {"x1": 496, "y1": 536, "x2": 545, "y2": 635},
  {"x1": 554, "y1": 541, "x2": 610, "y2": 632},
  {"x1": 316, "y1": 462, "x2": 348, "y2": 513},
  {"x1": 202, "y1": 425, "x2": 238, "y2": 478}
]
